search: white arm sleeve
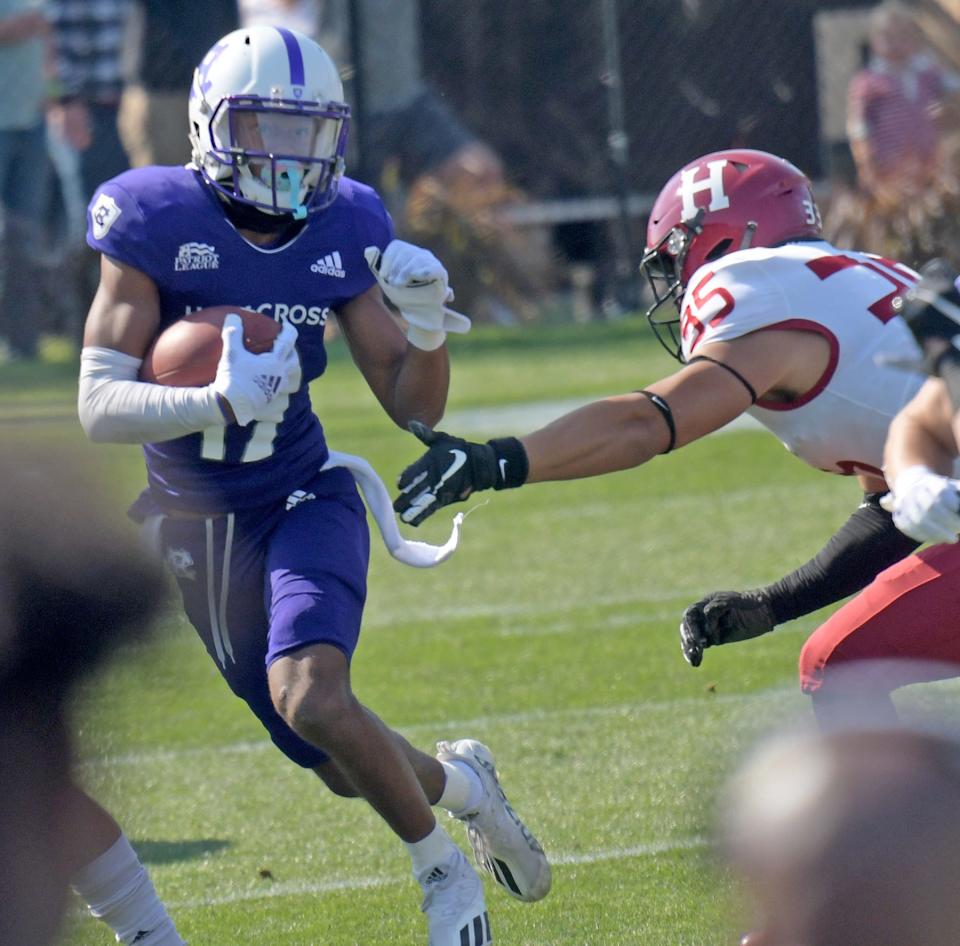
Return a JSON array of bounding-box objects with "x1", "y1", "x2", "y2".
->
[{"x1": 78, "y1": 346, "x2": 224, "y2": 444}]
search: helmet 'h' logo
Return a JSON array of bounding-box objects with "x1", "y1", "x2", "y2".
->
[{"x1": 678, "y1": 160, "x2": 730, "y2": 222}]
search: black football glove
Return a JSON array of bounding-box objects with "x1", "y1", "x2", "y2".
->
[
  {"x1": 393, "y1": 421, "x2": 529, "y2": 526},
  {"x1": 679, "y1": 590, "x2": 777, "y2": 668}
]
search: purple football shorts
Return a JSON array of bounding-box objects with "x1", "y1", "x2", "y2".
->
[{"x1": 157, "y1": 466, "x2": 369, "y2": 767}]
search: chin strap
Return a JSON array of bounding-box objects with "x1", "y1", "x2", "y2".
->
[{"x1": 321, "y1": 449, "x2": 464, "y2": 567}]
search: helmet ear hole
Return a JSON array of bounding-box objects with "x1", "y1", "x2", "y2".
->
[{"x1": 705, "y1": 238, "x2": 733, "y2": 262}]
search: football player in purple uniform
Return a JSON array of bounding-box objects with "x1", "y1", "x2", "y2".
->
[
  {"x1": 393, "y1": 148, "x2": 960, "y2": 721},
  {"x1": 78, "y1": 26, "x2": 548, "y2": 945}
]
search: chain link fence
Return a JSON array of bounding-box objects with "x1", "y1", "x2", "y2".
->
[{"x1": 363, "y1": 0, "x2": 960, "y2": 324}]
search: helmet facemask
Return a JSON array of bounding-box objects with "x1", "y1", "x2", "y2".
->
[
  {"x1": 189, "y1": 26, "x2": 351, "y2": 220},
  {"x1": 206, "y1": 95, "x2": 349, "y2": 218},
  {"x1": 640, "y1": 220, "x2": 697, "y2": 362}
]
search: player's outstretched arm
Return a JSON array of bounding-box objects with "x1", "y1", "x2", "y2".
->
[
  {"x1": 391, "y1": 392, "x2": 685, "y2": 527},
  {"x1": 393, "y1": 348, "x2": 771, "y2": 525}
]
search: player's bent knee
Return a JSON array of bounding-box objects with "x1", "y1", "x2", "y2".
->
[{"x1": 268, "y1": 657, "x2": 359, "y2": 744}]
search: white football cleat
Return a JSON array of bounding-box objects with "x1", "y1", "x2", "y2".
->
[
  {"x1": 418, "y1": 848, "x2": 492, "y2": 946},
  {"x1": 437, "y1": 739, "x2": 551, "y2": 902}
]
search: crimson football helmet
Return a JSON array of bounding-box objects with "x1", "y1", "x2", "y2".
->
[
  {"x1": 189, "y1": 26, "x2": 350, "y2": 218},
  {"x1": 640, "y1": 149, "x2": 822, "y2": 360}
]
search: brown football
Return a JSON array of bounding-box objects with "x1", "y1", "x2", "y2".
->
[{"x1": 139, "y1": 306, "x2": 282, "y2": 386}]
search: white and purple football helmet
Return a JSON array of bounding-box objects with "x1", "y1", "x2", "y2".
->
[{"x1": 189, "y1": 26, "x2": 350, "y2": 218}]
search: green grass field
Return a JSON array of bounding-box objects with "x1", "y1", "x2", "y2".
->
[{"x1": 4, "y1": 322, "x2": 951, "y2": 945}]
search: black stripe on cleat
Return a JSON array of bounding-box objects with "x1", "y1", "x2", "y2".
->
[{"x1": 494, "y1": 858, "x2": 523, "y2": 898}]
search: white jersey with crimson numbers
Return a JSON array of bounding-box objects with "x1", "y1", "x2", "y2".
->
[{"x1": 678, "y1": 239, "x2": 924, "y2": 479}]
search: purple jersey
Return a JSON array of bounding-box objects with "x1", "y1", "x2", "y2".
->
[{"x1": 87, "y1": 166, "x2": 394, "y2": 514}]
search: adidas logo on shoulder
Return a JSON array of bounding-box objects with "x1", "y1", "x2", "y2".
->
[{"x1": 311, "y1": 251, "x2": 346, "y2": 278}]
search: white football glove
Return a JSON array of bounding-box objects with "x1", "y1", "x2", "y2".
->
[
  {"x1": 210, "y1": 314, "x2": 301, "y2": 427},
  {"x1": 364, "y1": 239, "x2": 471, "y2": 351},
  {"x1": 880, "y1": 465, "x2": 960, "y2": 544}
]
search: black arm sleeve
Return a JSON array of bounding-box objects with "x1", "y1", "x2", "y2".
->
[{"x1": 760, "y1": 492, "x2": 921, "y2": 624}]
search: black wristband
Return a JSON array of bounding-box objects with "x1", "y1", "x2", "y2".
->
[{"x1": 488, "y1": 436, "x2": 529, "y2": 489}]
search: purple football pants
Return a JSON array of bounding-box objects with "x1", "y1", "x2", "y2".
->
[{"x1": 158, "y1": 466, "x2": 369, "y2": 767}]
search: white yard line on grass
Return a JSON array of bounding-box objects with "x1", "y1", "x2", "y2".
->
[
  {"x1": 167, "y1": 836, "x2": 711, "y2": 910},
  {"x1": 77, "y1": 687, "x2": 798, "y2": 770},
  {"x1": 444, "y1": 399, "x2": 762, "y2": 437}
]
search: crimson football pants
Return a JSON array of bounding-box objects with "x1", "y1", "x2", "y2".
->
[{"x1": 800, "y1": 542, "x2": 960, "y2": 717}]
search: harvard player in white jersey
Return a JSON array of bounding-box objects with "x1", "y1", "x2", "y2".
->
[{"x1": 389, "y1": 148, "x2": 936, "y2": 718}]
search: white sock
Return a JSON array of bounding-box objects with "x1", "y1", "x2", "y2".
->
[
  {"x1": 404, "y1": 821, "x2": 459, "y2": 880},
  {"x1": 70, "y1": 834, "x2": 186, "y2": 946},
  {"x1": 437, "y1": 759, "x2": 485, "y2": 815}
]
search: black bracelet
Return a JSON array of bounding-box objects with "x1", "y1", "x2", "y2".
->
[{"x1": 638, "y1": 390, "x2": 676, "y2": 453}]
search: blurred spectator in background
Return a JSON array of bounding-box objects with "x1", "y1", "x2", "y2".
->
[
  {"x1": 45, "y1": 0, "x2": 133, "y2": 342},
  {"x1": 335, "y1": 0, "x2": 552, "y2": 325},
  {"x1": 345, "y1": 0, "x2": 503, "y2": 202},
  {"x1": 239, "y1": 0, "x2": 319, "y2": 37},
  {"x1": 233, "y1": 0, "x2": 552, "y2": 325},
  {"x1": 47, "y1": 0, "x2": 130, "y2": 208},
  {"x1": 819, "y1": 140, "x2": 864, "y2": 252},
  {"x1": 0, "y1": 0, "x2": 48, "y2": 359},
  {"x1": 719, "y1": 722, "x2": 960, "y2": 946},
  {"x1": 119, "y1": 0, "x2": 238, "y2": 167},
  {"x1": 847, "y1": 1, "x2": 952, "y2": 209},
  {"x1": 0, "y1": 449, "x2": 170, "y2": 946},
  {"x1": 830, "y1": 0, "x2": 960, "y2": 264}
]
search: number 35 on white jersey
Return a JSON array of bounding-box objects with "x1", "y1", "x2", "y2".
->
[{"x1": 679, "y1": 240, "x2": 924, "y2": 478}]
